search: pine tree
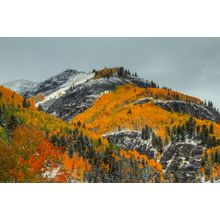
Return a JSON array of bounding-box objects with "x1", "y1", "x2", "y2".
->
[
  {"x1": 60, "y1": 136, "x2": 68, "y2": 149},
  {"x1": 68, "y1": 141, "x2": 75, "y2": 158},
  {"x1": 200, "y1": 125, "x2": 209, "y2": 145},
  {"x1": 22, "y1": 98, "x2": 29, "y2": 108},
  {"x1": 171, "y1": 126, "x2": 177, "y2": 143},
  {"x1": 209, "y1": 123, "x2": 214, "y2": 134},
  {"x1": 151, "y1": 133, "x2": 163, "y2": 153},
  {"x1": 50, "y1": 135, "x2": 59, "y2": 146},
  {"x1": 0, "y1": 106, "x2": 6, "y2": 128},
  {"x1": 141, "y1": 125, "x2": 151, "y2": 140},
  {"x1": 7, "y1": 114, "x2": 20, "y2": 134},
  {"x1": 118, "y1": 67, "x2": 125, "y2": 78},
  {"x1": 185, "y1": 117, "x2": 195, "y2": 138},
  {"x1": 37, "y1": 104, "x2": 43, "y2": 111},
  {"x1": 214, "y1": 151, "x2": 218, "y2": 163}
]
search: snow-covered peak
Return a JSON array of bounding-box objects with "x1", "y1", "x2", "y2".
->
[
  {"x1": 34, "y1": 69, "x2": 95, "y2": 109},
  {"x1": 2, "y1": 79, "x2": 38, "y2": 95},
  {"x1": 34, "y1": 69, "x2": 90, "y2": 95}
]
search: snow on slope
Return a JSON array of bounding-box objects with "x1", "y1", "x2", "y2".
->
[{"x1": 36, "y1": 71, "x2": 95, "y2": 109}]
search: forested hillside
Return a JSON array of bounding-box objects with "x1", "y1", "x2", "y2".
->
[
  {"x1": 0, "y1": 84, "x2": 162, "y2": 182},
  {"x1": 1, "y1": 67, "x2": 220, "y2": 183}
]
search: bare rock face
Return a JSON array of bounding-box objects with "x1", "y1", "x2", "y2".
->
[
  {"x1": 104, "y1": 130, "x2": 205, "y2": 183},
  {"x1": 103, "y1": 130, "x2": 156, "y2": 159},
  {"x1": 46, "y1": 76, "x2": 151, "y2": 121},
  {"x1": 155, "y1": 100, "x2": 220, "y2": 123},
  {"x1": 160, "y1": 143, "x2": 205, "y2": 183}
]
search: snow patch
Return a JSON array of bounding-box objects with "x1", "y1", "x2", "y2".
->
[
  {"x1": 36, "y1": 73, "x2": 94, "y2": 106},
  {"x1": 42, "y1": 167, "x2": 60, "y2": 179}
]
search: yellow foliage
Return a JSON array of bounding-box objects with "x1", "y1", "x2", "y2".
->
[
  {"x1": 62, "y1": 153, "x2": 91, "y2": 182},
  {"x1": 95, "y1": 67, "x2": 120, "y2": 79},
  {"x1": 72, "y1": 84, "x2": 220, "y2": 141},
  {"x1": 145, "y1": 87, "x2": 202, "y2": 104},
  {"x1": 0, "y1": 86, "x2": 34, "y2": 109}
]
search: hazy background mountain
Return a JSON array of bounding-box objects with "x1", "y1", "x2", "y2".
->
[{"x1": 2, "y1": 79, "x2": 38, "y2": 95}]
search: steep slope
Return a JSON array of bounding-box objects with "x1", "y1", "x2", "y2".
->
[
  {"x1": 29, "y1": 69, "x2": 94, "y2": 110},
  {"x1": 2, "y1": 79, "x2": 38, "y2": 95},
  {"x1": 22, "y1": 67, "x2": 150, "y2": 120},
  {"x1": 46, "y1": 74, "x2": 152, "y2": 121},
  {"x1": 31, "y1": 67, "x2": 220, "y2": 124},
  {"x1": 72, "y1": 84, "x2": 220, "y2": 137},
  {"x1": 2, "y1": 66, "x2": 220, "y2": 183},
  {"x1": 0, "y1": 85, "x2": 162, "y2": 183},
  {"x1": 71, "y1": 83, "x2": 220, "y2": 182}
]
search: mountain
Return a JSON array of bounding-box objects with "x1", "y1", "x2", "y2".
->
[
  {"x1": 1, "y1": 66, "x2": 220, "y2": 183},
  {"x1": 30, "y1": 67, "x2": 153, "y2": 120},
  {"x1": 2, "y1": 79, "x2": 38, "y2": 95},
  {"x1": 28, "y1": 69, "x2": 94, "y2": 111},
  {"x1": 31, "y1": 67, "x2": 220, "y2": 124},
  {"x1": 0, "y1": 75, "x2": 162, "y2": 183}
]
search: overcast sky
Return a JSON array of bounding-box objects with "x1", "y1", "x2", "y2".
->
[{"x1": 0, "y1": 38, "x2": 220, "y2": 108}]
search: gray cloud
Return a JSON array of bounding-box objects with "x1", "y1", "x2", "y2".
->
[{"x1": 0, "y1": 37, "x2": 220, "y2": 108}]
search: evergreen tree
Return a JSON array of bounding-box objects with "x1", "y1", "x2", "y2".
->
[
  {"x1": 50, "y1": 135, "x2": 59, "y2": 146},
  {"x1": 141, "y1": 125, "x2": 151, "y2": 140},
  {"x1": 171, "y1": 126, "x2": 177, "y2": 143},
  {"x1": 152, "y1": 133, "x2": 163, "y2": 153},
  {"x1": 60, "y1": 136, "x2": 68, "y2": 149},
  {"x1": 0, "y1": 106, "x2": 6, "y2": 128},
  {"x1": 7, "y1": 114, "x2": 20, "y2": 134},
  {"x1": 37, "y1": 104, "x2": 43, "y2": 111},
  {"x1": 196, "y1": 125, "x2": 201, "y2": 136},
  {"x1": 68, "y1": 141, "x2": 75, "y2": 158},
  {"x1": 185, "y1": 117, "x2": 195, "y2": 138},
  {"x1": 209, "y1": 123, "x2": 214, "y2": 134},
  {"x1": 200, "y1": 125, "x2": 209, "y2": 145},
  {"x1": 214, "y1": 151, "x2": 218, "y2": 163},
  {"x1": 118, "y1": 67, "x2": 125, "y2": 78},
  {"x1": 22, "y1": 98, "x2": 29, "y2": 108}
]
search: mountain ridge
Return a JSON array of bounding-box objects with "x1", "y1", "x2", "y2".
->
[
  {"x1": 2, "y1": 79, "x2": 38, "y2": 95},
  {"x1": 1, "y1": 66, "x2": 220, "y2": 183}
]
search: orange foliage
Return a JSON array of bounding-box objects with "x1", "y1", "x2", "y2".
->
[
  {"x1": 95, "y1": 67, "x2": 120, "y2": 78},
  {"x1": 10, "y1": 126, "x2": 72, "y2": 182},
  {"x1": 0, "y1": 85, "x2": 35, "y2": 109},
  {"x1": 72, "y1": 84, "x2": 220, "y2": 141},
  {"x1": 62, "y1": 153, "x2": 91, "y2": 182},
  {"x1": 145, "y1": 88, "x2": 203, "y2": 104},
  {"x1": 120, "y1": 149, "x2": 163, "y2": 173},
  {"x1": 32, "y1": 93, "x2": 45, "y2": 103}
]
